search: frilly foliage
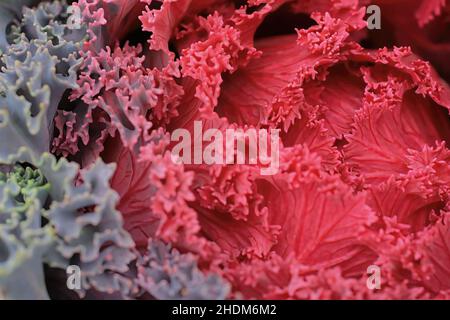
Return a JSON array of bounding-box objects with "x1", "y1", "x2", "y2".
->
[
  {"x1": 0, "y1": 0, "x2": 87, "y2": 163},
  {"x1": 1, "y1": 0, "x2": 229, "y2": 300},
  {"x1": 137, "y1": 240, "x2": 230, "y2": 300},
  {"x1": 0, "y1": 164, "x2": 53, "y2": 299},
  {"x1": 0, "y1": 151, "x2": 136, "y2": 299}
]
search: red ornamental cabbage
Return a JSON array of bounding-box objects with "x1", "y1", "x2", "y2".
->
[{"x1": 0, "y1": 0, "x2": 449, "y2": 300}]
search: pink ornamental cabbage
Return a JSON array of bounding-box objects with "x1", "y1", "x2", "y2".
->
[{"x1": 0, "y1": 0, "x2": 449, "y2": 300}]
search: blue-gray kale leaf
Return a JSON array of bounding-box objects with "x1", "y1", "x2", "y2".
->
[
  {"x1": 0, "y1": 150, "x2": 137, "y2": 299},
  {"x1": 0, "y1": 1, "x2": 87, "y2": 163},
  {"x1": 137, "y1": 240, "x2": 230, "y2": 300}
]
